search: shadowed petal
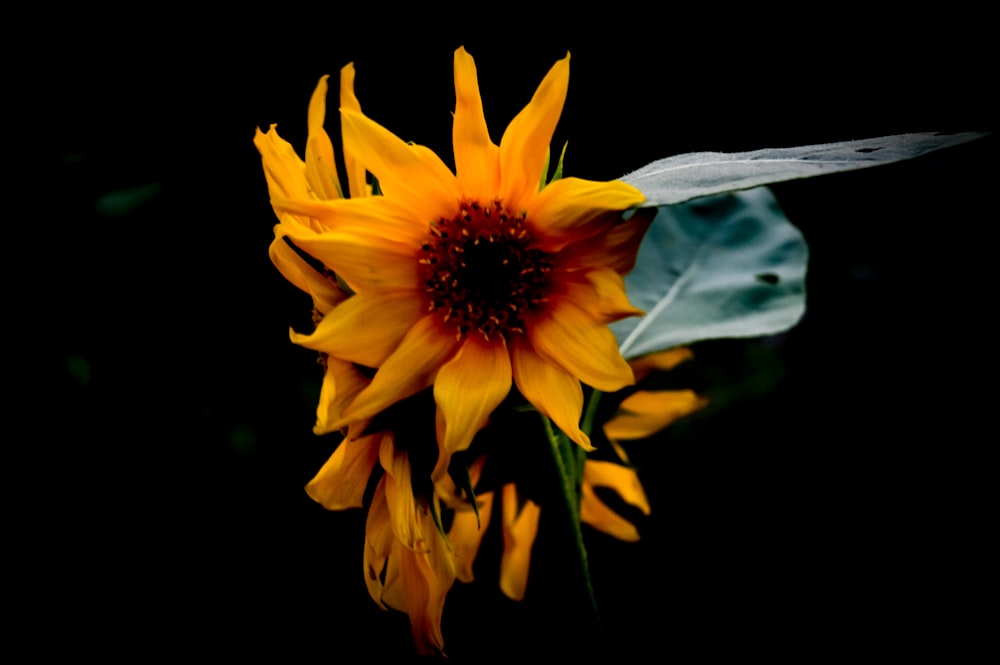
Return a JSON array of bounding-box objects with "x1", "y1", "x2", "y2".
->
[{"x1": 560, "y1": 207, "x2": 657, "y2": 276}]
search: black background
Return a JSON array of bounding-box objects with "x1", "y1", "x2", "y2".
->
[{"x1": 25, "y1": 10, "x2": 995, "y2": 660}]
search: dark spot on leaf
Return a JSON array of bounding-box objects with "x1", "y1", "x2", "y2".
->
[
  {"x1": 855, "y1": 147, "x2": 882, "y2": 154},
  {"x1": 756, "y1": 273, "x2": 779, "y2": 285}
]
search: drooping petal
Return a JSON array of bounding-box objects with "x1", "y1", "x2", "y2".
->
[
  {"x1": 305, "y1": 74, "x2": 342, "y2": 200},
  {"x1": 432, "y1": 335, "x2": 512, "y2": 479},
  {"x1": 363, "y1": 476, "x2": 393, "y2": 609},
  {"x1": 510, "y1": 336, "x2": 590, "y2": 450},
  {"x1": 603, "y1": 390, "x2": 708, "y2": 441},
  {"x1": 338, "y1": 63, "x2": 369, "y2": 199},
  {"x1": 449, "y1": 490, "x2": 494, "y2": 583},
  {"x1": 526, "y1": 176, "x2": 646, "y2": 252},
  {"x1": 289, "y1": 291, "x2": 424, "y2": 368},
  {"x1": 580, "y1": 460, "x2": 650, "y2": 542},
  {"x1": 380, "y1": 435, "x2": 420, "y2": 548},
  {"x1": 341, "y1": 108, "x2": 459, "y2": 223},
  {"x1": 527, "y1": 296, "x2": 635, "y2": 392},
  {"x1": 499, "y1": 483, "x2": 541, "y2": 601},
  {"x1": 498, "y1": 53, "x2": 569, "y2": 212},
  {"x1": 314, "y1": 357, "x2": 372, "y2": 435},
  {"x1": 305, "y1": 434, "x2": 381, "y2": 510},
  {"x1": 382, "y1": 508, "x2": 455, "y2": 656},
  {"x1": 267, "y1": 236, "x2": 345, "y2": 315},
  {"x1": 453, "y1": 46, "x2": 500, "y2": 198},
  {"x1": 339, "y1": 315, "x2": 461, "y2": 426},
  {"x1": 288, "y1": 229, "x2": 420, "y2": 294}
]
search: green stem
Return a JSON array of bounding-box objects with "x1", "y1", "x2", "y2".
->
[{"x1": 539, "y1": 412, "x2": 602, "y2": 634}]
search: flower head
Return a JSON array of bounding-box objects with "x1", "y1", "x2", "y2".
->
[{"x1": 262, "y1": 47, "x2": 651, "y2": 479}]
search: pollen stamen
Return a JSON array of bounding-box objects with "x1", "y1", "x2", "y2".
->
[{"x1": 418, "y1": 198, "x2": 554, "y2": 342}]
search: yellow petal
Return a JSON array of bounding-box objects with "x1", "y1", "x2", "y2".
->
[
  {"x1": 448, "y1": 490, "x2": 494, "y2": 583},
  {"x1": 254, "y1": 125, "x2": 310, "y2": 202},
  {"x1": 585, "y1": 460, "x2": 651, "y2": 516},
  {"x1": 304, "y1": 433, "x2": 381, "y2": 510},
  {"x1": 559, "y1": 267, "x2": 645, "y2": 325},
  {"x1": 452, "y1": 46, "x2": 500, "y2": 198},
  {"x1": 629, "y1": 347, "x2": 695, "y2": 383},
  {"x1": 527, "y1": 176, "x2": 646, "y2": 252},
  {"x1": 340, "y1": 108, "x2": 459, "y2": 223},
  {"x1": 339, "y1": 63, "x2": 369, "y2": 199},
  {"x1": 380, "y1": 435, "x2": 420, "y2": 548},
  {"x1": 527, "y1": 296, "x2": 635, "y2": 392},
  {"x1": 288, "y1": 229, "x2": 420, "y2": 294},
  {"x1": 289, "y1": 291, "x2": 424, "y2": 368},
  {"x1": 510, "y1": 336, "x2": 590, "y2": 450},
  {"x1": 363, "y1": 476, "x2": 393, "y2": 609},
  {"x1": 432, "y1": 335, "x2": 512, "y2": 479},
  {"x1": 267, "y1": 236, "x2": 346, "y2": 315},
  {"x1": 274, "y1": 193, "x2": 429, "y2": 243},
  {"x1": 498, "y1": 53, "x2": 570, "y2": 213},
  {"x1": 340, "y1": 315, "x2": 461, "y2": 426},
  {"x1": 499, "y1": 483, "x2": 540, "y2": 601},
  {"x1": 603, "y1": 390, "x2": 708, "y2": 441},
  {"x1": 305, "y1": 75, "x2": 342, "y2": 200}
]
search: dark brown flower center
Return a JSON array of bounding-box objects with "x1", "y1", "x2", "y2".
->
[{"x1": 419, "y1": 199, "x2": 553, "y2": 341}]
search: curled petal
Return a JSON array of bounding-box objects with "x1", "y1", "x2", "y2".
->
[{"x1": 314, "y1": 357, "x2": 371, "y2": 435}]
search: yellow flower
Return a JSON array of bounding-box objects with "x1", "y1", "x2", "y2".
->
[{"x1": 265, "y1": 46, "x2": 651, "y2": 480}]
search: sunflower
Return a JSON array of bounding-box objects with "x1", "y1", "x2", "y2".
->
[{"x1": 264, "y1": 46, "x2": 652, "y2": 481}]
